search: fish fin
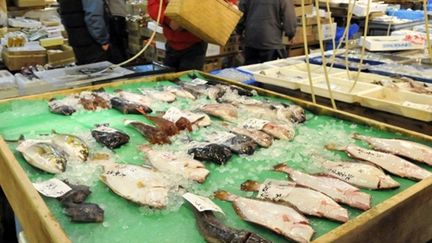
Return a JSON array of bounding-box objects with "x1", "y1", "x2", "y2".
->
[
  {"x1": 324, "y1": 144, "x2": 345, "y2": 151},
  {"x1": 136, "y1": 107, "x2": 147, "y2": 115},
  {"x1": 240, "y1": 180, "x2": 260, "y2": 192},
  {"x1": 214, "y1": 190, "x2": 236, "y2": 202},
  {"x1": 124, "y1": 119, "x2": 134, "y2": 125},
  {"x1": 273, "y1": 163, "x2": 291, "y2": 173},
  {"x1": 138, "y1": 144, "x2": 151, "y2": 152}
]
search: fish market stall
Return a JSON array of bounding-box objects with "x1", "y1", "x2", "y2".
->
[{"x1": 0, "y1": 71, "x2": 431, "y2": 243}]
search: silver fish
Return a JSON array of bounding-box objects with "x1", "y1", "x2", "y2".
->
[
  {"x1": 353, "y1": 133, "x2": 432, "y2": 166},
  {"x1": 165, "y1": 86, "x2": 196, "y2": 100},
  {"x1": 139, "y1": 146, "x2": 209, "y2": 183},
  {"x1": 139, "y1": 88, "x2": 177, "y2": 103},
  {"x1": 200, "y1": 103, "x2": 238, "y2": 122},
  {"x1": 116, "y1": 90, "x2": 154, "y2": 108},
  {"x1": 262, "y1": 122, "x2": 295, "y2": 140},
  {"x1": 241, "y1": 179, "x2": 349, "y2": 222},
  {"x1": 100, "y1": 163, "x2": 170, "y2": 208},
  {"x1": 230, "y1": 127, "x2": 273, "y2": 148},
  {"x1": 318, "y1": 159, "x2": 400, "y2": 189},
  {"x1": 274, "y1": 164, "x2": 371, "y2": 210},
  {"x1": 215, "y1": 190, "x2": 314, "y2": 243},
  {"x1": 326, "y1": 144, "x2": 432, "y2": 181},
  {"x1": 17, "y1": 140, "x2": 67, "y2": 174},
  {"x1": 51, "y1": 131, "x2": 89, "y2": 162}
]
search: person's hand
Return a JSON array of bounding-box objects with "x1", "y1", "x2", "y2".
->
[
  {"x1": 169, "y1": 20, "x2": 183, "y2": 31},
  {"x1": 102, "y1": 43, "x2": 110, "y2": 51}
]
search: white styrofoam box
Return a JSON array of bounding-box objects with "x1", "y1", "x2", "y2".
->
[
  {"x1": 359, "y1": 36, "x2": 425, "y2": 51},
  {"x1": 15, "y1": 73, "x2": 52, "y2": 96},
  {"x1": 357, "y1": 87, "x2": 432, "y2": 122},
  {"x1": 352, "y1": 2, "x2": 388, "y2": 17},
  {"x1": 206, "y1": 44, "x2": 221, "y2": 57},
  {"x1": 300, "y1": 77, "x2": 381, "y2": 103},
  {"x1": 333, "y1": 71, "x2": 393, "y2": 84},
  {"x1": 8, "y1": 17, "x2": 42, "y2": 29},
  {"x1": 0, "y1": 70, "x2": 19, "y2": 99},
  {"x1": 44, "y1": 26, "x2": 63, "y2": 38},
  {"x1": 254, "y1": 67, "x2": 323, "y2": 90},
  {"x1": 147, "y1": 21, "x2": 164, "y2": 34},
  {"x1": 237, "y1": 63, "x2": 275, "y2": 74},
  {"x1": 265, "y1": 58, "x2": 304, "y2": 67},
  {"x1": 287, "y1": 63, "x2": 346, "y2": 75}
]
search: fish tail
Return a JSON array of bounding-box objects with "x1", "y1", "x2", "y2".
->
[
  {"x1": 124, "y1": 119, "x2": 134, "y2": 126},
  {"x1": 240, "y1": 180, "x2": 260, "y2": 192},
  {"x1": 214, "y1": 190, "x2": 236, "y2": 202},
  {"x1": 273, "y1": 163, "x2": 291, "y2": 173},
  {"x1": 136, "y1": 107, "x2": 147, "y2": 115},
  {"x1": 352, "y1": 133, "x2": 366, "y2": 141},
  {"x1": 325, "y1": 144, "x2": 345, "y2": 151}
]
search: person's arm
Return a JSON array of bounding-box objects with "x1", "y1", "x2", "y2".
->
[
  {"x1": 236, "y1": 0, "x2": 247, "y2": 35},
  {"x1": 281, "y1": 0, "x2": 297, "y2": 40},
  {"x1": 81, "y1": 0, "x2": 110, "y2": 49}
]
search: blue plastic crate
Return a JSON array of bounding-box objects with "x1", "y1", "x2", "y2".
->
[{"x1": 387, "y1": 9, "x2": 424, "y2": 21}]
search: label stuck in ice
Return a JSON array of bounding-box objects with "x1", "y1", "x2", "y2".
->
[
  {"x1": 95, "y1": 125, "x2": 118, "y2": 133},
  {"x1": 208, "y1": 132, "x2": 236, "y2": 144},
  {"x1": 257, "y1": 179, "x2": 295, "y2": 201},
  {"x1": 189, "y1": 78, "x2": 208, "y2": 86},
  {"x1": 163, "y1": 107, "x2": 184, "y2": 122},
  {"x1": 33, "y1": 178, "x2": 72, "y2": 198},
  {"x1": 183, "y1": 192, "x2": 224, "y2": 214},
  {"x1": 242, "y1": 118, "x2": 270, "y2": 130}
]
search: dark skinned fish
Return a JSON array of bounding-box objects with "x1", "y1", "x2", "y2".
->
[
  {"x1": 91, "y1": 124, "x2": 130, "y2": 149},
  {"x1": 110, "y1": 96, "x2": 152, "y2": 114},
  {"x1": 64, "y1": 203, "x2": 104, "y2": 223},
  {"x1": 188, "y1": 144, "x2": 232, "y2": 165},
  {"x1": 137, "y1": 107, "x2": 178, "y2": 136},
  {"x1": 195, "y1": 210, "x2": 270, "y2": 243}
]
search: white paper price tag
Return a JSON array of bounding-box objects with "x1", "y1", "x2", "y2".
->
[
  {"x1": 209, "y1": 132, "x2": 236, "y2": 144},
  {"x1": 163, "y1": 107, "x2": 184, "y2": 122},
  {"x1": 183, "y1": 192, "x2": 224, "y2": 214},
  {"x1": 33, "y1": 178, "x2": 72, "y2": 198},
  {"x1": 257, "y1": 179, "x2": 295, "y2": 201},
  {"x1": 242, "y1": 118, "x2": 269, "y2": 130},
  {"x1": 95, "y1": 125, "x2": 118, "y2": 133},
  {"x1": 190, "y1": 78, "x2": 208, "y2": 86}
]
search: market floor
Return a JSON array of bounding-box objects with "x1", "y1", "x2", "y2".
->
[{"x1": 1, "y1": 189, "x2": 17, "y2": 243}]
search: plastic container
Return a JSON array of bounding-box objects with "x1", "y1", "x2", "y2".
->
[
  {"x1": 332, "y1": 71, "x2": 394, "y2": 84},
  {"x1": 237, "y1": 63, "x2": 275, "y2": 74},
  {"x1": 358, "y1": 87, "x2": 432, "y2": 122},
  {"x1": 0, "y1": 70, "x2": 19, "y2": 99},
  {"x1": 265, "y1": 58, "x2": 304, "y2": 67},
  {"x1": 254, "y1": 67, "x2": 322, "y2": 90},
  {"x1": 300, "y1": 77, "x2": 380, "y2": 103},
  {"x1": 15, "y1": 73, "x2": 52, "y2": 96},
  {"x1": 286, "y1": 63, "x2": 346, "y2": 75}
]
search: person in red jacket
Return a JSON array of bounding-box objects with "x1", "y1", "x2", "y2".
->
[{"x1": 148, "y1": 0, "x2": 208, "y2": 71}]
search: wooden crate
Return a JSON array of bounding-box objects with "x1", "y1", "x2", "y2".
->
[{"x1": 0, "y1": 72, "x2": 431, "y2": 243}]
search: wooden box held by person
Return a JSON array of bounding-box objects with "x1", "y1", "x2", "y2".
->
[{"x1": 165, "y1": 0, "x2": 242, "y2": 46}]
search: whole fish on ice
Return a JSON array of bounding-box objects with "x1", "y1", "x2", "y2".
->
[
  {"x1": 200, "y1": 103, "x2": 238, "y2": 122},
  {"x1": 91, "y1": 124, "x2": 130, "y2": 149},
  {"x1": 51, "y1": 130, "x2": 89, "y2": 162},
  {"x1": 100, "y1": 163, "x2": 170, "y2": 208},
  {"x1": 139, "y1": 145, "x2": 209, "y2": 183},
  {"x1": 353, "y1": 133, "x2": 432, "y2": 166},
  {"x1": 139, "y1": 88, "x2": 177, "y2": 103},
  {"x1": 318, "y1": 159, "x2": 400, "y2": 189},
  {"x1": 137, "y1": 107, "x2": 179, "y2": 136},
  {"x1": 215, "y1": 190, "x2": 314, "y2": 243},
  {"x1": 110, "y1": 96, "x2": 152, "y2": 114},
  {"x1": 241, "y1": 179, "x2": 348, "y2": 222},
  {"x1": 274, "y1": 164, "x2": 371, "y2": 210},
  {"x1": 194, "y1": 210, "x2": 270, "y2": 243},
  {"x1": 209, "y1": 132, "x2": 258, "y2": 155},
  {"x1": 242, "y1": 118, "x2": 295, "y2": 140},
  {"x1": 188, "y1": 143, "x2": 232, "y2": 165},
  {"x1": 230, "y1": 127, "x2": 273, "y2": 148},
  {"x1": 325, "y1": 144, "x2": 432, "y2": 181},
  {"x1": 17, "y1": 140, "x2": 67, "y2": 174},
  {"x1": 115, "y1": 90, "x2": 154, "y2": 108},
  {"x1": 48, "y1": 98, "x2": 76, "y2": 116},
  {"x1": 125, "y1": 120, "x2": 171, "y2": 145},
  {"x1": 165, "y1": 86, "x2": 196, "y2": 100}
]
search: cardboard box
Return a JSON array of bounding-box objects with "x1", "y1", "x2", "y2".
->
[
  {"x1": 293, "y1": 0, "x2": 313, "y2": 5},
  {"x1": 165, "y1": 0, "x2": 243, "y2": 46},
  {"x1": 2, "y1": 47, "x2": 47, "y2": 71},
  {"x1": 297, "y1": 16, "x2": 333, "y2": 26},
  {"x1": 359, "y1": 36, "x2": 425, "y2": 51},
  {"x1": 13, "y1": 0, "x2": 45, "y2": 7},
  {"x1": 285, "y1": 26, "x2": 315, "y2": 45},
  {"x1": 46, "y1": 44, "x2": 75, "y2": 66},
  {"x1": 295, "y1": 4, "x2": 314, "y2": 17},
  {"x1": 203, "y1": 57, "x2": 222, "y2": 72}
]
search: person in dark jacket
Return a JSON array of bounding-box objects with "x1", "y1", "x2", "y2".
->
[
  {"x1": 237, "y1": 0, "x2": 297, "y2": 65},
  {"x1": 148, "y1": 0, "x2": 208, "y2": 71},
  {"x1": 58, "y1": 0, "x2": 126, "y2": 65}
]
